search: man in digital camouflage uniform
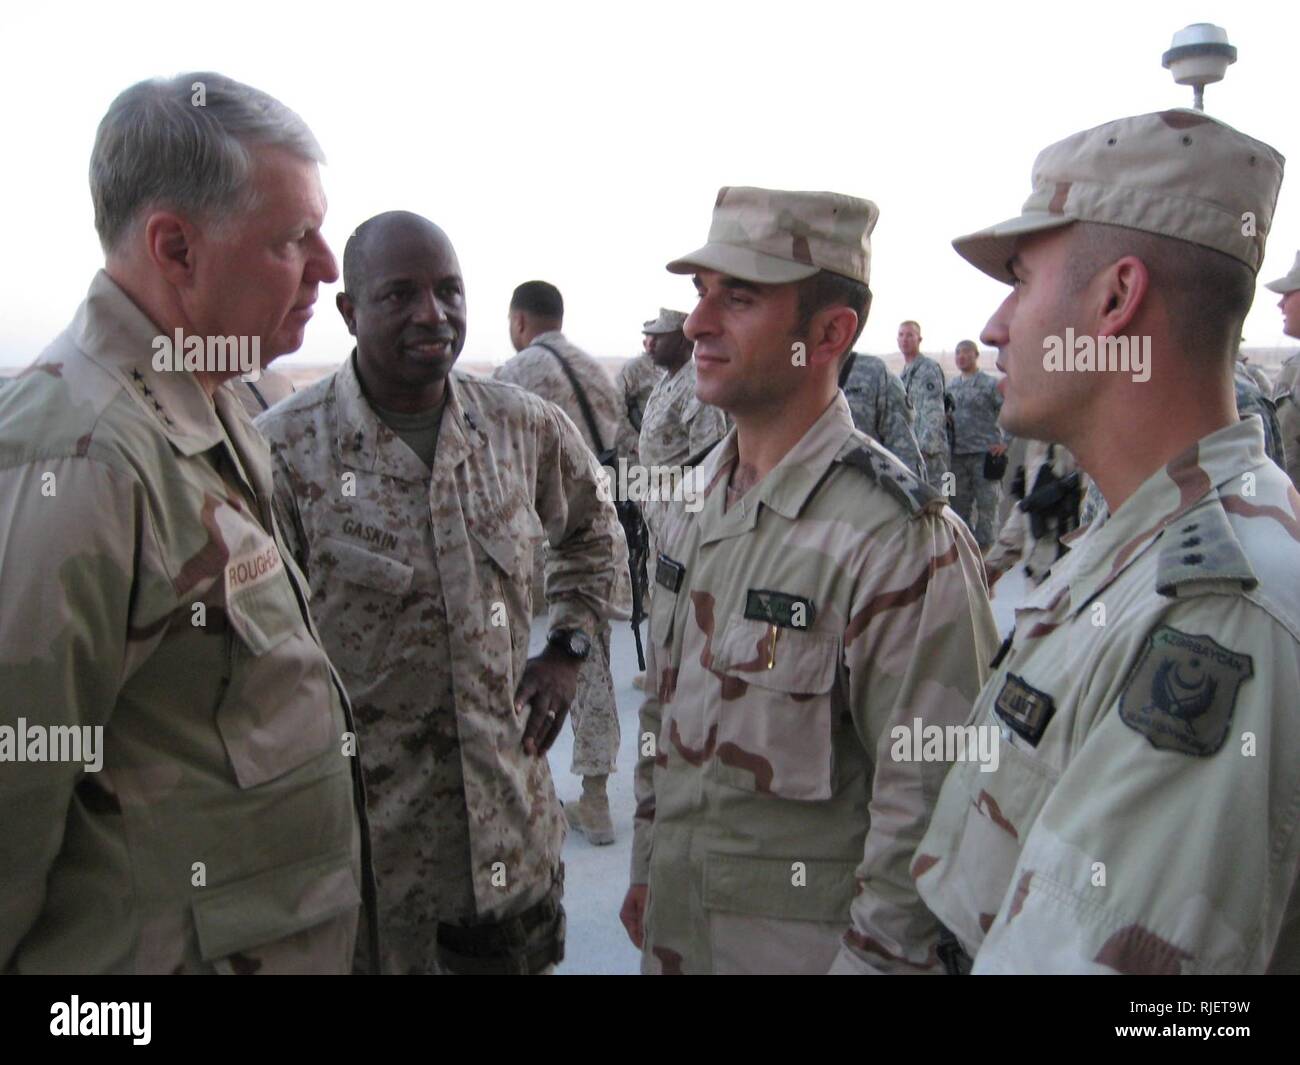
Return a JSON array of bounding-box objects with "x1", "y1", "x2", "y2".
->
[
  {"x1": 915, "y1": 110, "x2": 1300, "y2": 973},
  {"x1": 839, "y1": 350, "x2": 925, "y2": 479},
  {"x1": 947, "y1": 339, "x2": 1007, "y2": 548},
  {"x1": 0, "y1": 72, "x2": 372, "y2": 974},
  {"x1": 619, "y1": 185, "x2": 998, "y2": 974},
  {"x1": 494, "y1": 281, "x2": 626, "y2": 846},
  {"x1": 259, "y1": 212, "x2": 629, "y2": 972},
  {"x1": 615, "y1": 326, "x2": 664, "y2": 466},
  {"x1": 898, "y1": 320, "x2": 949, "y2": 493},
  {"x1": 1265, "y1": 251, "x2": 1300, "y2": 489}
]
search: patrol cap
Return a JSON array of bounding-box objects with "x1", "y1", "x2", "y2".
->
[
  {"x1": 667, "y1": 186, "x2": 878, "y2": 287},
  {"x1": 642, "y1": 308, "x2": 689, "y2": 334},
  {"x1": 1264, "y1": 251, "x2": 1300, "y2": 294},
  {"x1": 953, "y1": 110, "x2": 1284, "y2": 283}
]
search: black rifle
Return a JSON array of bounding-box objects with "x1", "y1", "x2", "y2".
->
[
  {"x1": 538, "y1": 344, "x2": 649, "y2": 670},
  {"x1": 1019, "y1": 452, "x2": 1082, "y2": 542}
]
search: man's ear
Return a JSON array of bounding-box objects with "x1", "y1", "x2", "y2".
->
[
  {"x1": 144, "y1": 211, "x2": 196, "y2": 289},
  {"x1": 1095, "y1": 255, "x2": 1150, "y2": 338},
  {"x1": 809, "y1": 306, "x2": 859, "y2": 369},
  {"x1": 336, "y1": 291, "x2": 358, "y2": 337}
]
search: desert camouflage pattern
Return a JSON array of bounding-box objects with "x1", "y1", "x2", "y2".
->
[
  {"x1": 229, "y1": 368, "x2": 296, "y2": 420},
  {"x1": 257, "y1": 356, "x2": 629, "y2": 968},
  {"x1": 638, "y1": 357, "x2": 728, "y2": 550},
  {"x1": 986, "y1": 441, "x2": 1085, "y2": 586},
  {"x1": 667, "y1": 186, "x2": 877, "y2": 286},
  {"x1": 916, "y1": 418, "x2": 1300, "y2": 973},
  {"x1": 631, "y1": 393, "x2": 999, "y2": 974},
  {"x1": 615, "y1": 353, "x2": 663, "y2": 465},
  {"x1": 0, "y1": 272, "x2": 363, "y2": 974},
  {"x1": 840, "y1": 353, "x2": 924, "y2": 479},
  {"x1": 900, "y1": 353, "x2": 950, "y2": 491},
  {"x1": 1273, "y1": 352, "x2": 1300, "y2": 490},
  {"x1": 1234, "y1": 361, "x2": 1284, "y2": 471}
]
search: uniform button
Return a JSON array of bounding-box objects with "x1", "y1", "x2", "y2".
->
[
  {"x1": 1183, "y1": 553, "x2": 1203, "y2": 565},
  {"x1": 1181, "y1": 536, "x2": 1201, "y2": 547}
]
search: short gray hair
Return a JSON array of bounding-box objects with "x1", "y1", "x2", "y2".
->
[{"x1": 90, "y1": 72, "x2": 325, "y2": 253}]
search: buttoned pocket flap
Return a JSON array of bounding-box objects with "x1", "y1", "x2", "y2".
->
[
  {"x1": 323, "y1": 536, "x2": 414, "y2": 596},
  {"x1": 703, "y1": 852, "x2": 856, "y2": 921},
  {"x1": 711, "y1": 617, "x2": 838, "y2": 695}
]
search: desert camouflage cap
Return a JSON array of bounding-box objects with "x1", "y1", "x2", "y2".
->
[
  {"x1": 667, "y1": 186, "x2": 877, "y2": 286},
  {"x1": 642, "y1": 308, "x2": 689, "y2": 334},
  {"x1": 953, "y1": 110, "x2": 1285, "y2": 283},
  {"x1": 1264, "y1": 251, "x2": 1300, "y2": 294}
]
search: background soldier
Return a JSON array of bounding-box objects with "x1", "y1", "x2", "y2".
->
[
  {"x1": 615, "y1": 323, "x2": 665, "y2": 466},
  {"x1": 984, "y1": 440, "x2": 1085, "y2": 588},
  {"x1": 494, "y1": 281, "x2": 625, "y2": 845},
  {"x1": 259, "y1": 212, "x2": 629, "y2": 972},
  {"x1": 1265, "y1": 251, "x2": 1300, "y2": 488},
  {"x1": 0, "y1": 72, "x2": 370, "y2": 974},
  {"x1": 915, "y1": 110, "x2": 1300, "y2": 973},
  {"x1": 839, "y1": 350, "x2": 925, "y2": 478},
  {"x1": 898, "y1": 320, "x2": 950, "y2": 492},
  {"x1": 947, "y1": 339, "x2": 1007, "y2": 548},
  {"x1": 620, "y1": 186, "x2": 998, "y2": 974}
]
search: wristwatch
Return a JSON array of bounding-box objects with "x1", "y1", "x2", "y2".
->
[{"x1": 546, "y1": 627, "x2": 592, "y2": 661}]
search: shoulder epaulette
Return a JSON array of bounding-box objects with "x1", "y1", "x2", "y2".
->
[
  {"x1": 1155, "y1": 498, "x2": 1257, "y2": 597},
  {"x1": 835, "y1": 438, "x2": 944, "y2": 516}
]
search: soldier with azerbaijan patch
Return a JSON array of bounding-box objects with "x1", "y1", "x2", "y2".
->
[
  {"x1": 0, "y1": 72, "x2": 372, "y2": 974},
  {"x1": 838, "y1": 350, "x2": 925, "y2": 479},
  {"x1": 618, "y1": 186, "x2": 999, "y2": 974},
  {"x1": 258, "y1": 212, "x2": 629, "y2": 972},
  {"x1": 898, "y1": 320, "x2": 950, "y2": 492},
  {"x1": 913, "y1": 110, "x2": 1300, "y2": 973}
]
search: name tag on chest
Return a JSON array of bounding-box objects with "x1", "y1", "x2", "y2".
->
[{"x1": 744, "y1": 589, "x2": 815, "y2": 631}]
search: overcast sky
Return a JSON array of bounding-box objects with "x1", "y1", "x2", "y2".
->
[{"x1": 3, "y1": 0, "x2": 1297, "y2": 370}]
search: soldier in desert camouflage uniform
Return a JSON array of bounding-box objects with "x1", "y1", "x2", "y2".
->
[
  {"x1": 984, "y1": 440, "x2": 1085, "y2": 588},
  {"x1": 259, "y1": 212, "x2": 629, "y2": 973},
  {"x1": 898, "y1": 320, "x2": 950, "y2": 493},
  {"x1": 619, "y1": 186, "x2": 998, "y2": 975},
  {"x1": 637, "y1": 307, "x2": 728, "y2": 554},
  {"x1": 615, "y1": 333, "x2": 663, "y2": 465},
  {"x1": 0, "y1": 73, "x2": 370, "y2": 974},
  {"x1": 915, "y1": 110, "x2": 1300, "y2": 973},
  {"x1": 947, "y1": 340, "x2": 1007, "y2": 547},
  {"x1": 1265, "y1": 251, "x2": 1300, "y2": 489},
  {"x1": 494, "y1": 281, "x2": 626, "y2": 845},
  {"x1": 839, "y1": 351, "x2": 925, "y2": 478}
]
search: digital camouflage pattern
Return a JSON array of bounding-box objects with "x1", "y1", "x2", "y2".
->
[
  {"x1": 258, "y1": 356, "x2": 629, "y2": 970},
  {"x1": 840, "y1": 353, "x2": 924, "y2": 480},
  {"x1": 1233, "y1": 361, "x2": 1284, "y2": 471},
  {"x1": 615, "y1": 353, "x2": 663, "y2": 465},
  {"x1": 986, "y1": 441, "x2": 1086, "y2": 586},
  {"x1": 947, "y1": 370, "x2": 1004, "y2": 454},
  {"x1": 229, "y1": 368, "x2": 296, "y2": 420},
  {"x1": 0, "y1": 273, "x2": 363, "y2": 974},
  {"x1": 637, "y1": 357, "x2": 728, "y2": 550},
  {"x1": 916, "y1": 418, "x2": 1300, "y2": 973},
  {"x1": 493, "y1": 331, "x2": 626, "y2": 779},
  {"x1": 900, "y1": 354, "x2": 950, "y2": 492},
  {"x1": 1273, "y1": 352, "x2": 1300, "y2": 490},
  {"x1": 632, "y1": 393, "x2": 999, "y2": 974}
]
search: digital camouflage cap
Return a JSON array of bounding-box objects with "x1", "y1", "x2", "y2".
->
[
  {"x1": 667, "y1": 186, "x2": 878, "y2": 286},
  {"x1": 953, "y1": 109, "x2": 1285, "y2": 283},
  {"x1": 643, "y1": 308, "x2": 689, "y2": 334}
]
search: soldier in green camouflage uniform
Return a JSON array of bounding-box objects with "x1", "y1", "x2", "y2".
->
[
  {"x1": 916, "y1": 110, "x2": 1300, "y2": 973},
  {"x1": 898, "y1": 321, "x2": 950, "y2": 493},
  {"x1": 1265, "y1": 252, "x2": 1300, "y2": 489},
  {"x1": 839, "y1": 351, "x2": 925, "y2": 478},
  {"x1": 947, "y1": 340, "x2": 1006, "y2": 547},
  {"x1": 259, "y1": 212, "x2": 629, "y2": 972},
  {"x1": 0, "y1": 73, "x2": 369, "y2": 974},
  {"x1": 620, "y1": 186, "x2": 998, "y2": 974},
  {"x1": 495, "y1": 282, "x2": 626, "y2": 845}
]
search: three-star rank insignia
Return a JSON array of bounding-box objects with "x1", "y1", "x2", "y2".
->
[{"x1": 1119, "y1": 625, "x2": 1253, "y2": 757}]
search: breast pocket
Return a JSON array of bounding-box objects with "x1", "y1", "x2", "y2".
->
[
  {"x1": 467, "y1": 489, "x2": 546, "y2": 670},
  {"x1": 314, "y1": 536, "x2": 415, "y2": 676},
  {"x1": 219, "y1": 545, "x2": 338, "y2": 789},
  {"x1": 710, "y1": 616, "x2": 840, "y2": 801}
]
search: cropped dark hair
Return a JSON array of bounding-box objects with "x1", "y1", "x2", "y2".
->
[{"x1": 510, "y1": 280, "x2": 564, "y2": 320}]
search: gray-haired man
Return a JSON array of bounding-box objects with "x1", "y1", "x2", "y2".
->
[{"x1": 0, "y1": 72, "x2": 373, "y2": 973}]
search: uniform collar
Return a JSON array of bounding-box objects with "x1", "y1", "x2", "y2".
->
[
  {"x1": 694, "y1": 392, "x2": 855, "y2": 545},
  {"x1": 527, "y1": 329, "x2": 566, "y2": 350},
  {"x1": 1061, "y1": 418, "x2": 1264, "y2": 616},
  {"x1": 73, "y1": 270, "x2": 226, "y2": 456},
  {"x1": 334, "y1": 353, "x2": 483, "y2": 482}
]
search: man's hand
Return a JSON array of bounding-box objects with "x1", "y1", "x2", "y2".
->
[
  {"x1": 620, "y1": 884, "x2": 648, "y2": 949},
  {"x1": 989, "y1": 443, "x2": 1008, "y2": 456},
  {"x1": 515, "y1": 647, "x2": 581, "y2": 756}
]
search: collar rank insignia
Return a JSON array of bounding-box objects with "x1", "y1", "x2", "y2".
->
[
  {"x1": 994, "y1": 673, "x2": 1056, "y2": 746},
  {"x1": 744, "y1": 589, "x2": 815, "y2": 630},
  {"x1": 1119, "y1": 625, "x2": 1252, "y2": 757}
]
